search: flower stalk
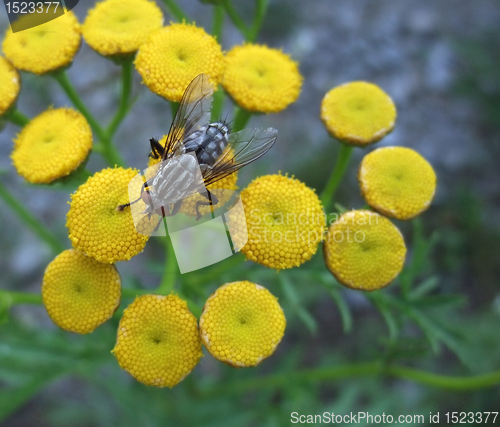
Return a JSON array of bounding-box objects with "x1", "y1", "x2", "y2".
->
[
  {"x1": 161, "y1": 0, "x2": 190, "y2": 22},
  {"x1": 6, "y1": 109, "x2": 30, "y2": 127},
  {"x1": 320, "y1": 143, "x2": 354, "y2": 213},
  {"x1": 0, "y1": 181, "x2": 65, "y2": 254},
  {"x1": 106, "y1": 60, "x2": 134, "y2": 139},
  {"x1": 52, "y1": 69, "x2": 125, "y2": 167}
]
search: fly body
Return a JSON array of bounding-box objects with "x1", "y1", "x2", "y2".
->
[{"x1": 118, "y1": 74, "x2": 277, "y2": 218}]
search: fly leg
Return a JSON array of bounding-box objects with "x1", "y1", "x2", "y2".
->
[
  {"x1": 195, "y1": 190, "x2": 219, "y2": 220},
  {"x1": 149, "y1": 137, "x2": 165, "y2": 159},
  {"x1": 116, "y1": 180, "x2": 151, "y2": 211}
]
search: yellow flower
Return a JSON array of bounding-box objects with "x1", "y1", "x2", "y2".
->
[
  {"x1": 358, "y1": 147, "x2": 437, "y2": 220},
  {"x1": 135, "y1": 23, "x2": 224, "y2": 102},
  {"x1": 321, "y1": 81, "x2": 396, "y2": 146},
  {"x1": 199, "y1": 281, "x2": 286, "y2": 367},
  {"x1": 222, "y1": 44, "x2": 302, "y2": 113},
  {"x1": 112, "y1": 294, "x2": 202, "y2": 387},
  {"x1": 323, "y1": 210, "x2": 406, "y2": 291},
  {"x1": 0, "y1": 56, "x2": 20, "y2": 116},
  {"x1": 82, "y1": 0, "x2": 163, "y2": 57},
  {"x1": 66, "y1": 167, "x2": 156, "y2": 263},
  {"x1": 42, "y1": 249, "x2": 121, "y2": 334},
  {"x1": 11, "y1": 108, "x2": 92, "y2": 184},
  {"x1": 147, "y1": 134, "x2": 238, "y2": 216},
  {"x1": 238, "y1": 174, "x2": 325, "y2": 270},
  {"x1": 2, "y1": 12, "x2": 81, "y2": 74}
]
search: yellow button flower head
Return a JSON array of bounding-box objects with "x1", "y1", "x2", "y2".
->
[
  {"x1": 42, "y1": 249, "x2": 121, "y2": 334},
  {"x1": 135, "y1": 23, "x2": 224, "y2": 102},
  {"x1": 2, "y1": 12, "x2": 81, "y2": 74},
  {"x1": 11, "y1": 108, "x2": 92, "y2": 184},
  {"x1": 199, "y1": 281, "x2": 286, "y2": 367},
  {"x1": 66, "y1": 167, "x2": 156, "y2": 263},
  {"x1": 358, "y1": 147, "x2": 437, "y2": 220},
  {"x1": 147, "y1": 134, "x2": 238, "y2": 216},
  {"x1": 82, "y1": 0, "x2": 163, "y2": 57},
  {"x1": 112, "y1": 294, "x2": 202, "y2": 387},
  {"x1": 321, "y1": 81, "x2": 396, "y2": 146},
  {"x1": 238, "y1": 174, "x2": 325, "y2": 270},
  {"x1": 0, "y1": 56, "x2": 20, "y2": 116},
  {"x1": 223, "y1": 44, "x2": 302, "y2": 113},
  {"x1": 324, "y1": 210, "x2": 406, "y2": 291}
]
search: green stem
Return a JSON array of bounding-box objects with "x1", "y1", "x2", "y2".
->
[
  {"x1": 155, "y1": 237, "x2": 177, "y2": 295},
  {"x1": 203, "y1": 361, "x2": 500, "y2": 396},
  {"x1": 121, "y1": 287, "x2": 152, "y2": 298},
  {"x1": 52, "y1": 70, "x2": 125, "y2": 167},
  {"x1": 6, "y1": 109, "x2": 30, "y2": 127},
  {"x1": 106, "y1": 61, "x2": 133, "y2": 138},
  {"x1": 0, "y1": 181, "x2": 64, "y2": 254},
  {"x1": 232, "y1": 107, "x2": 252, "y2": 132},
  {"x1": 211, "y1": 86, "x2": 225, "y2": 123},
  {"x1": 169, "y1": 101, "x2": 179, "y2": 121},
  {"x1": 161, "y1": 0, "x2": 190, "y2": 22},
  {"x1": 222, "y1": 0, "x2": 250, "y2": 39},
  {"x1": 248, "y1": 0, "x2": 268, "y2": 42},
  {"x1": 386, "y1": 365, "x2": 500, "y2": 391},
  {"x1": 320, "y1": 143, "x2": 354, "y2": 213},
  {"x1": 0, "y1": 290, "x2": 43, "y2": 306},
  {"x1": 212, "y1": 5, "x2": 224, "y2": 42},
  {"x1": 52, "y1": 70, "x2": 107, "y2": 142}
]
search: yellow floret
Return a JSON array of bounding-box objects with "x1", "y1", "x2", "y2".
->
[
  {"x1": 66, "y1": 167, "x2": 156, "y2": 263},
  {"x1": 135, "y1": 23, "x2": 224, "y2": 102},
  {"x1": 199, "y1": 281, "x2": 286, "y2": 367},
  {"x1": 0, "y1": 56, "x2": 20, "y2": 116},
  {"x1": 42, "y1": 249, "x2": 121, "y2": 334},
  {"x1": 11, "y1": 108, "x2": 92, "y2": 184},
  {"x1": 323, "y1": 210, "x2": 406, "y2": 291},
  {"x1": 237, "y1": 174, "x2": 325, "y2": 270},
  {"x1": 223, "y1": 44, "x2": 302, "y2": 113},
  {"x1": 2, "y1": 11, "x2": 81, "y2": 74},
  {"x1": 358, "y1": 147, "x2": 437, "y2": 220},
  {"x1": 321, "y1": 81, "x2": 396, "y2": 146},
  {"x1": 112, "y1": 294, "x2": 202, "y2": 387},
  {"x1": 82, "y1": 0, "x2": 163, "y2": 56}
]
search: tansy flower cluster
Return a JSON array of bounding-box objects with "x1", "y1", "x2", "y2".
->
[
  {"x1": 82, "y1": 0, "x2": 163, "y2": 57},
  {"x1": 320, "y1": 81, "x2": 437, "y2": 290},
  {"x1": 237, "y1": 174, "x2": 326, "y2": 271},
  {"x1": 2, "y1": 11, "x2": 81, "y2": 74},
  {"x1": 0, "y1": 56, "x2": 20, "y2": 116},
  {"x1": 0, "y1": 0, "x2": 439, "y2": 391},
  {"x1": 12, "y1": 108, "x2": 93, "y2": 184}
]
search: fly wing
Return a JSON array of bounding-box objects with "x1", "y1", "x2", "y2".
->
[
  {"x1": 163, "y1": 74, "x2": 214, "y2": 159},
  {"x1": 202, "y1": 127, "x2": 277, "y2": 186}
]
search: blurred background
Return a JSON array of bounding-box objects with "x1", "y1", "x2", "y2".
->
[{"x1": 1, "y1": 0, "x2": 500, "y2": 425}]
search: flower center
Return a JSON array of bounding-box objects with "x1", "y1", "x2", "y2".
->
[{"x1": 176, "y1": 49, "x2": 188, "y2": 62}]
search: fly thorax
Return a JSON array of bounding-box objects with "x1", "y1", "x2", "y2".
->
[{"x1": 185, "y1": 122, "x2": 229, "y2": 169}]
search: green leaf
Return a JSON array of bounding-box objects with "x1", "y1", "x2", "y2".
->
[
  {"x1": 368, "y1": 292, "x2": 399, "y2": 341},
  {"x1": 327, "y1": 286, "x2": 352, "y2": 333},
  {"x1": 408, "y1": 276, "x2": 440, "y2": 299},
  {"x1": 399, "y1": 218, "x2": 440, "y2": 294},
  {"x1": 0, "y1": 373, "x2": 61, "y2": 421},
  {"x1": 279, "y1": 275, "x2": 317, "y2": 334}
]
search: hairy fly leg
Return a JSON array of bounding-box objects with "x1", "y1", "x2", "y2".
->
[{"x1": 195, "y1": 190, "x2": 219, "y2": 219}]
